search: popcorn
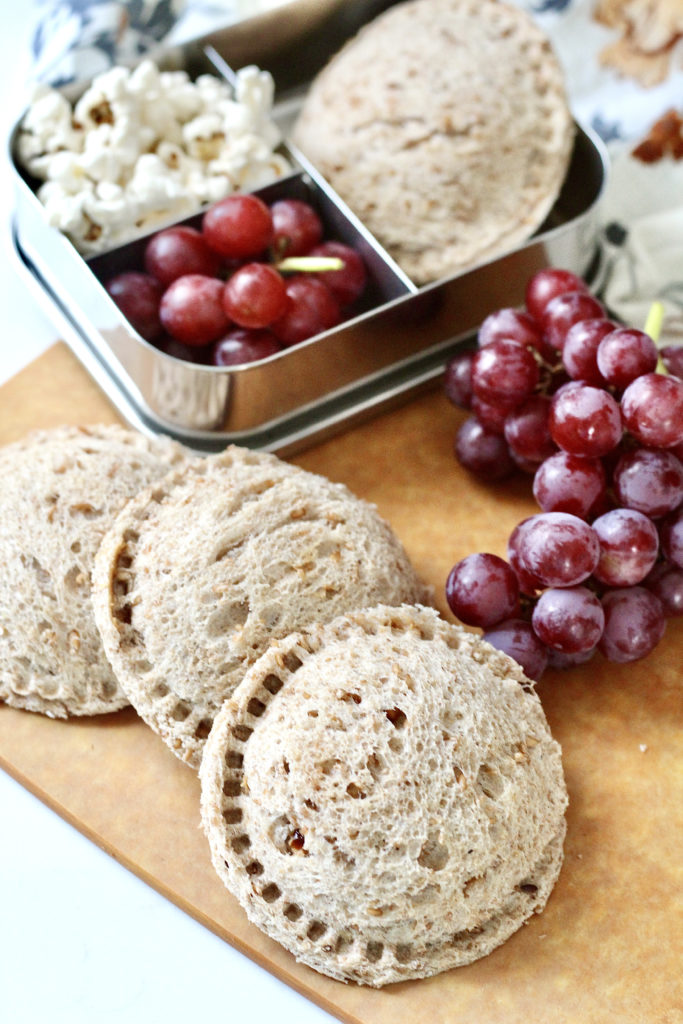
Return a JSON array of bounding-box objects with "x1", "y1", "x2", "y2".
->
[{"x1": 17, "y1": 59, "x2": 291, "y2": 255}]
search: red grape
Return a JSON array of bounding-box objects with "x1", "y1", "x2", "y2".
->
[
  {"x1": 444, "y1": 349, "x2": 474, "y2": 409},
  {"x1": 212, "y1": 328, "x2": 281, "y2": 366},
  {"x1": 598, "y1": 587, "x2": 666, "y2": 663},
  {"x1": 511, "y1": 511, "x2": 600, "y2": 588},
  {"x1": 591, "y1": 508, "x2": 659, "y2": 586},
  {"x1": 533, "y1": 451, "x2": 606, "y2": 519},
  {"x1": 541, "y1": 291, "x2": 606, "y2": 351},
  {"x1": 482, "y1": 618, "x2": 548, "y2": 681},
  {"x1": 507, "y1": 521, "x2": 543, "y2": 594},
  {"x1": 306, "y1": 241, "x2": 367, "y2": 306},
  {"x1": 271, "y1": 275, "x2": 340, "y2": 346},
  {"x1": 471, "y1": 394, "x2": 514, "y2": 435},
  {"x1": 105, "y1": 271, "x2": 163, "y2": 342},
  {"x1": 202, "y1": 194, "x2": 273, "y2": 260},
  {"x1": 478, "y1": 307, "x2": 554, "y2": 361},
  {"x1": 659, "y1": 506, "x2": 683, "y2": 568},
  {"x1": 549, "y1": 383, "x2": 622, "y2": 458},
  {"x1": 445, "y1": 553, "x2": 519, "y2": 628},
  {"x1": 222, "y1": 262, "x2": 288, "y2": 328},
  {"x1": 531, "y1": 585, "x2": 604, "y2": 653},
  {"x1": 661, "y1": 345, "x2": 683, "y2": 380},
  {"x1": 144, "y1": 225, "x2": 220, "y2": 286},
  {"x1": 471, "y1": 338, "x2": 539, "y2": 407},
  {"x1": 454, "y1": 417, "x2": 516, "y2": 482},
  {"x1": 547, "y1": 646, "x2": 597, "y2": 669},
  {"x1": 644, "y1": 563, "x2": 683, "y2": 616},
  {"x1": 503, "y1": 394, "x2": 556, "y2": 462},
  {"x1": 159, "y1": 274, "x2": 229, "y2": 346},
  {"x1": 525, "y1": 267, "x2": 588, "y2": 321},
  {"x1": 271, "y1": 198, "x2": 323, "y2": 257},
  {"x1": 613, "y1": 447, "x2": 683, "y2": 518},
  {"x1": 621, "y1": 372, "x2": 683, "y2": 448},
  {"x1": 596, "y1": 327, "x2": 658, "y2": 390},
  {"x1": 561, "y1": 318, "x2": 617, "y2": 385}
]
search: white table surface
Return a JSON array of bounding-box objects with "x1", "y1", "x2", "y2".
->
[{"x1": 0, "y1": 7, "x2": 336, "y2": 1023}]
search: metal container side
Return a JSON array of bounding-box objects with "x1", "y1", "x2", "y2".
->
[
  {"x1": 7, "y1": 0, "x2": 609, "y2": 453},
  {"x1": 10, "y1": 121, "x2": 608, "y2": 453}
]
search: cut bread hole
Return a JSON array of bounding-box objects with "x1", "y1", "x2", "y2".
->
[
  {"x1": 222, "y1": 778, "x2": 242, "y2": 797},
  {"x1": 283, "y1": 902, "x2": 303, "y2": 921},
  {"x1": 247, "y1": 697, "x2": 266, "y2": 718},
  {"x1": 282, "y1": 652, "x2": 303, "y2": 673},
  {"x1": 113, "y1": 603, "x2": 132, "y2": 626},
  {"x1": 171, "y1": 701, "x2": 192, "y2": 722},
  {"x1": 231, "y1": 723, "x2": 253, "y2": 742},
  {"x1": 132, "y1": 658, "x2": 153, "y2": 674},
  {"x1": 194, "y1": 718, "x2": 212, "y2": 739},
  {"x1": 231, "y1": 834, "x2": 250, "y2": 854},
  {"x1": 395, "y1": 944, "x2": 413, "y2": 964},
  {"x1": 476, "y1": 763, "x2": 504, "y2": 800},
  {"x1": 366, "y1": 942, "x2": 384, "y2": 963},
  {"x1": 261, "y1": 883, "x2": 281, "y2": 904},
  {"x1": 339, "y1": 691, "x2": 362, "y2": 704},
  {"x1": 206, "y1": 601, "x2": 249, "y2": 637},
  {"x1": 100, "y1": 678, "x2": 118, "y2": 698},
  {"x1": 263, "y1": 674, "x2": 283, "y2": 695},
  {"x1": 223, "y1": 807, "x2": 242, "y2": 824},
  {"x1": 63, "y1": 565, "x2": 86, "y2": 592},
  {"x1": 225, "y1": 750, "x2": 243, "y2": 768},
  {"x1": 417, "y1": 834, "x2": 450, "y2": 871},
  {"x1": 366, "y1": 753, "x2": 383, "y2": 780},
  {"x1": 153, "y1": 682, "x2": 169, "y2": 698},
  {"x1": 385, "y1": 707, "x2": 407, "y2": 728},
  {"x1": 518, "y1": 881, "x2": 538, "y2": 895},
  {"x1": 246, "y1": 860, "x2": 263, "y2": 876},
  {"x1": 306, "y1": 920, "x2": 327, "y2": 941}
]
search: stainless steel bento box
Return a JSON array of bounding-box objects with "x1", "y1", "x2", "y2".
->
[{"x1": 9, "y1": 0, "x2": 609, "y2": 455}]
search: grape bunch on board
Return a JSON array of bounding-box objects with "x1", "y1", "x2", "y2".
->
[{"x1": 444, "y1": 268, "x2": 683, "y2": 680}]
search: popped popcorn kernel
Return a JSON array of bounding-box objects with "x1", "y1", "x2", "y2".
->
[{"x1": 17, "y1": 59, "x2": 291, "y2": 255}]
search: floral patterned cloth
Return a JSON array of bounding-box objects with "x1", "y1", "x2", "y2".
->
[{"x1": 28, "y1": 0, "x2": 683, "y2": 345}]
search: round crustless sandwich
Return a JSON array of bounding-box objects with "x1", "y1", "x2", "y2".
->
[
  {"x1": 292, "y1": 0, "x2": 575, "y2": 284},
  {"x1": 200, "y1": 604, "x2": 568, "y2": 987},
  {"x1": 0, "y1": 425, "x2": 189, "y2": 718},
  {"x1": 92, "y1": 446, "x2": 430, "y2": 768}
]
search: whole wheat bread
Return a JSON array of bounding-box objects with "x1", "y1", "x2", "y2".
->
[
  {"x1": 292, "y1": 0, "x2": 574, "y2": 284},
  {"x1": 92, "y1": 447, "x2": 430, "y2": 767},
  {"x1": 0, "y1": 425, "x2": 189, "y2": 717},
  {"x1": 199, "y1": 604, "x2": 568, "y2": 986}
]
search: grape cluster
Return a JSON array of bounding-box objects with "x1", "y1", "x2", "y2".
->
[
  {"x1": 445, "y1": 267, "x2": 683, "y2": 680},
  {"x1": 104, "y1": 194, "x2": 367, "y2": 367}
]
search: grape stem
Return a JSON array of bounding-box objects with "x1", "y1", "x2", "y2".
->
[
  {"x1": 644, "y1": 300, "x2": 664, "y2": 343},
  {"x1": 276, "y1": 256, "x2": 344, "y2": 273},
  {"x1": 645, "y1": 300, "x2": 670, "y2": 374}
]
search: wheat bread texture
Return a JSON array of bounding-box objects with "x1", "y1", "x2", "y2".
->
[
  {"x1": 292, "y1": 0, "x2": 574, "y2": 284},
  {"x1": 92, "y1": 447, "x2": 430, "y2": 768},
  {"x1": 0, "y1": 425, "x2": 190, "y2": 718},
  {"x1": 199, "y1": 604, "x2": 568, "y2": 987}
]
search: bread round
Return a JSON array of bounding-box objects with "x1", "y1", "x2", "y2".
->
[
  {"x1": 0, "y1": 425, "x2": 190, "y2": 718},
  {"x1": 199, "y1": 604, "x2": 568, "y2": 987},
  {"x1": 92, "y1": 447, "x2": 430, "y2": 768},
  {"x1": 292, "y1": 0, "x2": 574, "y2": 284}
]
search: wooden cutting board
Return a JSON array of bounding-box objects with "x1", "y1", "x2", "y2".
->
[{"x1": 0, "y1": 342, "x2": 681, "y2": 1024}]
